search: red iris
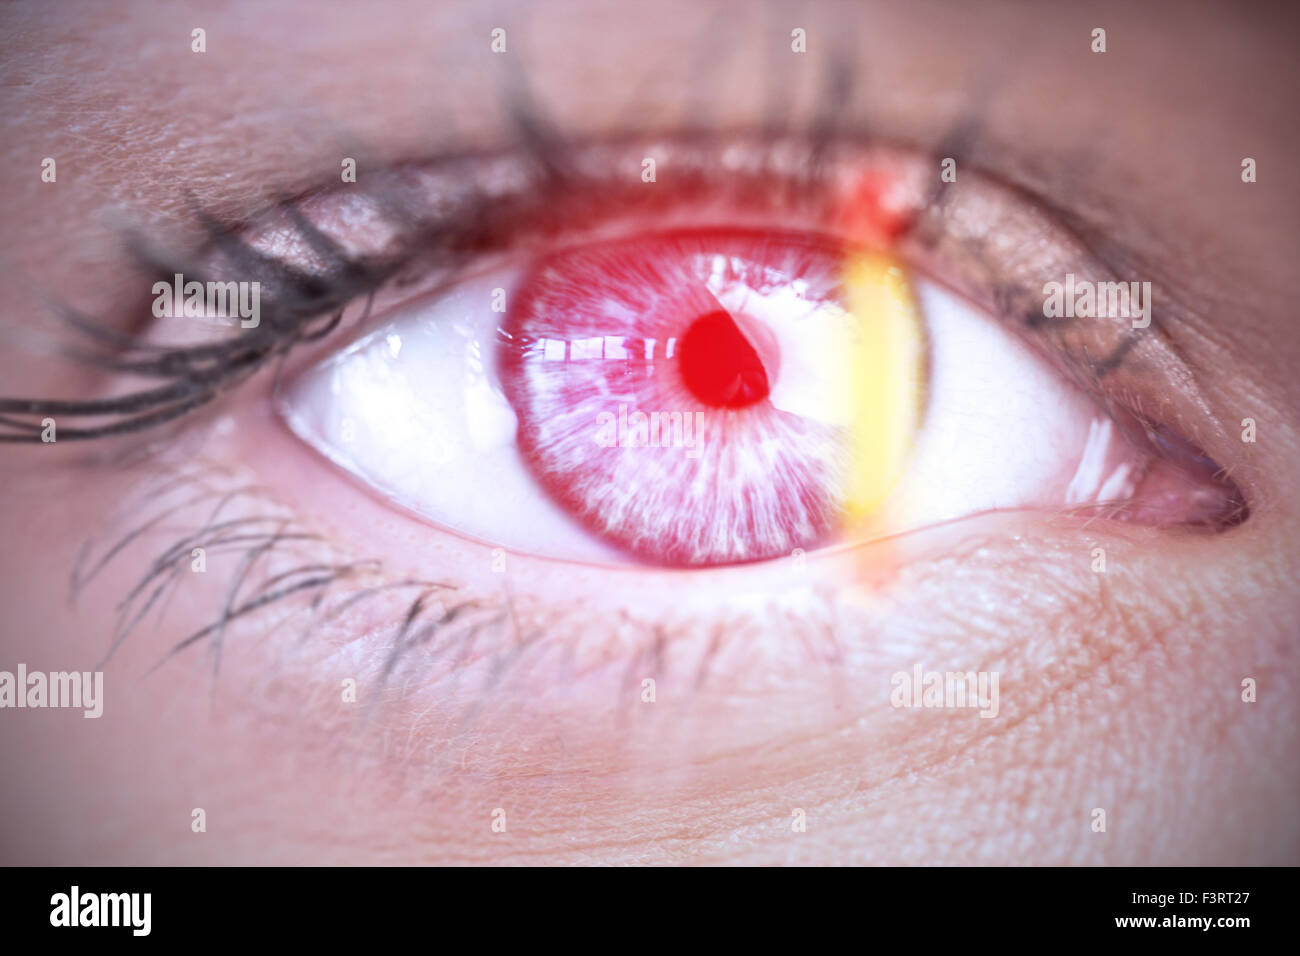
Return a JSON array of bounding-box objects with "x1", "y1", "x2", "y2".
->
[{"x1": 498, "y1": 230, "x2": 847, "y2": 567}]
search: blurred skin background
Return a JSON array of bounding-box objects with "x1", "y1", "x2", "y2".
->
[{"x1": 0, "y1": 0, "x2": 1296, "y2": 864}]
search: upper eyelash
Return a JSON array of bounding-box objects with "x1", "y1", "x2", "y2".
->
[
  {"x1": 4, "y1": 119, "x2": 1247, "y2": 534},
  {"x1": 0, "y1": 92, "x2": 1169, "y2": 458},
  {"x1": 0, "y1": 69, "x2": 992, "y2": 445},
  {"x1": 0, "y1": 211, "x2": 395, "y2": 443}
]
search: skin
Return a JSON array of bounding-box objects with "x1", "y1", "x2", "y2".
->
[{"x1": 0, "y1": 0, "x2": 1296, "y2": 865}]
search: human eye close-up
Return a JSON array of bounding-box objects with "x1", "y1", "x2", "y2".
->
[{"x1": 0, "y1": 0, "x2": 1295, "y2": 924}]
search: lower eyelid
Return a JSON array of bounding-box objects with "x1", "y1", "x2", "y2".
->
[
  {"x1": 124, "y1": 465, "x2": 1204, "y2": 788},
  {"x1": 71, "y1": 406, "x2": 1256, "y2": 793}
]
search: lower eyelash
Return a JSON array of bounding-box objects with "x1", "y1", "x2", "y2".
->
[
  {"x1": 72, "y1": 446, "x2": 847, "y2": 716},
  {"x1": 73, "y1": 456, "x2": 500, "y2": 696}
]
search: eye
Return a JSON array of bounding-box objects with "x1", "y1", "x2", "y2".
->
[{"x1": 274, "y1": 142, "x2": 1241, "y2": 569}]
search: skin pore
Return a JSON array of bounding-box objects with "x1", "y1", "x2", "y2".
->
[{"x1": 0, "y1": 0, "x2": 1296, "y2": 864}]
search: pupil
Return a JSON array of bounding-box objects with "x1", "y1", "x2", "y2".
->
[{"x1": 677, "y1": 310, "x2": 771, "y2": 408}]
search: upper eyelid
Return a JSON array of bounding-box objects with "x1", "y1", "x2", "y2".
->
[
  {"x1": 268, "y1": 133, "x2": 1242, "y2": 514},
  {"x1": 233, "y1": 128, "x2": 1149, "y2": 336},
  {"x1": 0, "y1": 128, "x2": 1211, "y2": 458},
  {"x1": 243, "y1": 131, "x2": 1196, "y2": 399}
]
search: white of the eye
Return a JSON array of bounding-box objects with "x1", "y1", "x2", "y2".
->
[
  {"x1": 883, "y1": 277, "x2": 1129, "y2": 526},
  {"x1": 278, "y1": 269, "x2": 630, "y2": 564},
  {"x1": 281, "y1": 266, "x2": 1132, "y2": 565}
]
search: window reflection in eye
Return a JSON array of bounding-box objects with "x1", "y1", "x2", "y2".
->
[{"x1": 272, "y1": 138, "x2": 1242, "y2": 569}]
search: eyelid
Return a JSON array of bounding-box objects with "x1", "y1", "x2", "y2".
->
[
  {"x1": 891, "y1": 169, "x2": 1245, "y2": 514},
  {"x1": 230, "y1": 132, "x2": 1180, "y2": 388},
  {"x1": 213, "y1": 132, "x2": 1242, "y2": 523}
]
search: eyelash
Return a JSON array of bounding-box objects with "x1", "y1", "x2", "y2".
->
[
  {"x1": 4, "y1": 105, "x2": 923, "y2": 685},
  {"x1": 74, "y1": 455, "x2": 514, "y2": 693},
  {"x1": 0, "y1": 211, "x2": 388, "y2": 443},
  {"x1": 0, "y1": 106, "x2": 1092, "y2": 445},
  {"x1": 6, "y1": 99, "x2": 1251, "y2": 687}
]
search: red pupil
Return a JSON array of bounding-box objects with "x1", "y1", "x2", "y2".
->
[{"x1": 677, "y1": 310, "x2": 771, "y2": 408}]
